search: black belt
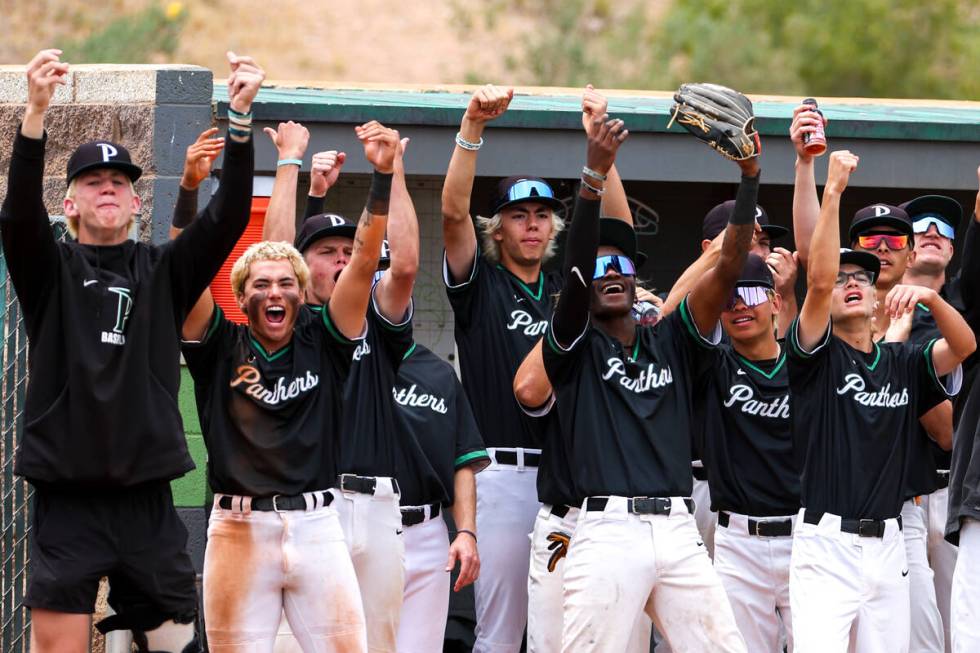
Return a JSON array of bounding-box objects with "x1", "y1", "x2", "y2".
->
[
  {"x1": 492, "y1": 450, "x2": 541, "y2": 467},
  {"x1": 718, "y1": 511, "x2": 793, "y2": 537},
  {"x1": 401, "y1": 502, "x2": 440, "y2": 527},
  {"x1": 337, "y1": 474, "x2": 401, "y2": 496},
  {"x1": 549, "y1": 504, "x2": 574, "y2": 519},
  {"x1": 803, "y1": 509, "x2": 902, "y2": 538},
  {"x1": 218, "y1": 491, "x2": 333, "y2": 512},
  {"x1": 936, "y1": 470, "x2": 950, "y2": 490},
  {"x1": 586, "y1": 496, "x2": 695, "y2": 515},
  {"x1": 692, "y1": 466, "x2": 708, "y2": 482}
]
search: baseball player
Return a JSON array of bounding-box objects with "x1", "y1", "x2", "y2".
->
[
  {"x1": 787, "y1": 150, "x2": 975, "y2": 653},
  {"x1": 540, "y1": 104, "x2": 757, "y2": 651},
  {"x1": 441, "y1": 84, "x2": 566, "y2": 652},
  {"x1": 0, "y1": 49, "x2": 260, "y2": 653}
]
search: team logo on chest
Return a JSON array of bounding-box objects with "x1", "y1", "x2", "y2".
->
[
  {"x1": 835, "y1": 373, "x2": 909, "y2": 407},
  {"x1": 352, "y1": 340, "x2": 371, "y2": 361},
  {"x1": 723, "y1": 384, "x2": 790, "y2": 419},
  {"x1": 506, "y1": 309, "x2": 548, "y2": 337},
  {"x1": 392, "y1": 384, "x2": 448, "y2": 414},
  {"x1": 100, "y1": 287, "x2": 133, "y2": 346},
  {"x1": 230, "y1": 364, "x2": 319, "y2": 406},
  {"x1": 602, "y1": 356, "x2": 673, "y2": 393}
]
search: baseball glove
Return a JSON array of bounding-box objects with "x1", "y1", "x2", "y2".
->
[
  {"x1": 668, "y1": 83, "x2": 761, "y2": 161},
  {"x1": 546, "y1": 531, "x2": 571, "y2": 573}
]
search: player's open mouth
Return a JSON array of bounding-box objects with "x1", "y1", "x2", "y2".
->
[
  {"x1": 333, "y1": 270, "x2": 342, "y2": 283},
  {"x1": 266, "y1": 306, "x2": 286, "y2": 324},
  {"x1": 844, "y1": 292, "x2": 862, "y2": 304},
  {"x1": 921, "y1": 242, "x2": 941, "y2": 251},
  {"x1": 732, "y1": 316, "x2": 753, "y2": 324},
  {"x1": 602, "y1": 283, "x2": 624, "y2": 295}
]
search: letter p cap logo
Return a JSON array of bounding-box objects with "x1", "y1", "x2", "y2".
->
[{"x1": 97, "y1": 143, "x2": 118, "y2": 162}]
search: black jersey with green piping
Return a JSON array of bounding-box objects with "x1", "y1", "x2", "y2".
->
[
  {"x1": 787, "y1": 319, "x2": 953, "y2": 519},
  {"x1": 695, "y1": 343, "x2": 799, "y2": 516},
  {"x1": 339, "y1": 293, "x2": 414, "y2": 480},
  {"x1": 444, "y1": 250, "x2": 562, "y2": 449},
  {"x1": 904, "y1": 301, "x2": 950, "y2": 490},
  {"x1": 542, "y1": 297, "x2": 718, "y2": 498},
  {"x1": 392, "y1": 343, "x2": 489, "y2": 506},
  {"x1": 182, "y1": 303, "x2": 357, "y2": 497}
]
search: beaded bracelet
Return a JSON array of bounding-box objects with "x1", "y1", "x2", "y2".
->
[{"x1": 455, "y1": 132, "x2": 484, "y2": 151}]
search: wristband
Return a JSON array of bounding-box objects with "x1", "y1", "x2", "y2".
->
[
  {"x1": 580, "y1": 178, "x2": 604, "y2": 196},
  {"x1": 582, "y1": 166, "x2": 608, "y2": 182},
  {"x1": 277, "y1": 158, "x2": 302, "y2": 168},
  {"x1": 455, "y1": 529, "x2": 477, "y2": 543},
  {"x1": 227, "y1": 107, "x2": 252, "y2": 120},
  {"x1": 455, "y1": 132, "x2": 483, "y2": 151},
  {"x1": 366, "y1": 170, "x2": 393, "y2": 215}
]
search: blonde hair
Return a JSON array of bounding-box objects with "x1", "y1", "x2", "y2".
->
[
  {"x1": 64, "y1": 177, "x2": 137, "y2": 238},
  {"x1": 230, "y1": 241, "x2": 311, "y2": 297},
  {"x1": 475, "y1": 209, "x2": 566, "y2": 264}
]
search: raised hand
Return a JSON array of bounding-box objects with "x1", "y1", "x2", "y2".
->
[
  {"x1": 464, "y1": 84, "x2": 514, "y2": 124},
  {"x1": 884, "y1": 284, "x2": 937, "y2": 321},
  {"x1": 581, "y1": 84, "x2": 608, "y2": 135},
  {"x1": 767, "y1": 247, "x2": 799, "y2": 295},
  {"x1": 825, "y1": 150, "x2": 859, "y2": 195},
  {"x1": 226, "y1": 51, "x2": 265, "y2": 114},
  {"x1": 262, "y1": 120, "x2": 310, "y2": 161},
  {"x1": 23, "y1": 49, "x2": 68, "y2": 138},
  {"x1": 356, "y1": 121, "x2": 400, "y2": 174},
  {"x1": 790, "y1": 104, "x2": 828, "y2": 163},
  {"x1": 181, "y1": 127, "x2": 224, "y2": 190},
  {"x1": 309, "y1": 150, "x2": 346, "y2": 197},
  {"x1": 586, "y1": 114, "x2": 628, "y2": 176}
]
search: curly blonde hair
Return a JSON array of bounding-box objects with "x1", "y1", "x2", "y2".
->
[
  {"x1": 230, "y1": 241, "x2": 310, "y2": 297},
  {"x1": 475, "y1": 210, "x2": 566, "y2": 264}
]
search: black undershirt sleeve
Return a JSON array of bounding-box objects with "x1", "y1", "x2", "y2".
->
[
  {"x1": 960, "y1": 216, "x2": 979, "y2": 316},
  {"x1": 305, "y1": 194, "x2": 325, "y2": 219},
  {"x1": 170, "y1": 185, "x2": 199, "y2": 229},
  {"x1": 731, "y1": 173, "x2": 761, "y2": 225},
  {"x1": 0, "y1": 129, "x2": 59, "y2": 318},
  {"x1": 551, "y1": 195, "x2": 601, "y2": 348}
]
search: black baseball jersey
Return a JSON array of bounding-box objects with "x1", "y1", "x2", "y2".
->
[
  {"x1": 695, "y1": 344, "x2": 800, "y2": 516},
  {"x1": 392, "y1": 343, "x2": 489, "y2": 506},
  {"x1": 517, "y1": 398, "x2": 582, "y2": 507},
  {"x1": 905, "y1": 301, "x2": 950, "y2": 487},
  {"x1": 445, "y1": 250, "x2": 562, "y2": 449},
  {"x1": 0, "y1": 130, "x2": 253, "y2": 487},
  {"x1": 182, "y1": 304, "x2": 357, "y2": 497},
  {"x1": 787, "y1": 319, "x2": 951, "y2": 519},
  {"x1": 339, "y1": 296, "x2": 414, "y2": 479},
  {"x1": 542, "y1": 298, "x2": 717, "y2": 498}
]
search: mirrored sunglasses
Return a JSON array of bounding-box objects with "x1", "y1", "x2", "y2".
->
[
  {"x1": 856, "y1": 233, "x2": 909, "y2": 251},
  {"x1": 912, "y1": 216, "x2": 955, "y2": 239},
  {"x1": 505, "y1": 179, "x2": 557, "y2": 204},
  {"x1": 724, "y1": 285, "x2": 772, "y2": 311},
  {"x1": 593, "y1": 254, "x2": 636, "y2": 280}
]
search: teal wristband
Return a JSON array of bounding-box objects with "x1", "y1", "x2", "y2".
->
[{"x1": 277, "y1": 158, "x2": 302, "y2": 167}]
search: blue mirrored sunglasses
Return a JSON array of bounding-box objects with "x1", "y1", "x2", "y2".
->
[
  {"x1": 505, "y1": 179, "x2": 557, "y2": 204},
  {"x1": 913, "y1": 216, "x2": 955, "y2": 239},
  {"x1": 593, "y1": 254, "x2": 636, "y2": 280}
]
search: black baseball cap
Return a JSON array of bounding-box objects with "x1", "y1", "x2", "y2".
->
[
  {"x1": 702, "y1": 201, "x2": 789, "y2": 241},
  {"x1": 295, "y1": 213, "x2": 356, "y2": 253},
  {"x1": 736, "y1": 253, "x2": 774, "y2": 289},
  {"x1": 899, "y1": 195, "x2": 961, "y2": 239},
  {"x1": 598, "y1": 217, "x2": 647, "y2": 266},
  {"x1": 66, "y1": 141, "x2": 142, "y2": 185},
  {"x1": 839, "y1": 248, "x2": 881, "y2": 280},
  {"x1": 491, "y1": 176, "x2": 564, "y2": 215},
  {"x1": 848, "y1": 204, "x2": 913, "y2": 243}
]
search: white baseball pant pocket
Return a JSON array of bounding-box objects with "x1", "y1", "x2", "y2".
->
[
  {"x1": 561, "y1": 497, "x2": 745, "y2": 653},
  {"x1": 204, "y1": 497, "x2": 367, "y2": 653},
  {"x1": 901, "y1": 499, "x2": 944, "y2": 653},
  {"x1": 473, "y1": 451, "x2": 540, "y2": 653},
  {"x1": 713, "y1": 513, "x2": 794, "y2": 653},
  {"x1": 923, "y1": 487, "x2": 956, "y2": 652},
  {"x1": 790, "y1": 510, "x2": 909, "y2": 653},
  {"x1": 691, "y1": 468, "x2": 716, "y2": 558},
  {"x1": 951, "y1": 518, "x2": 980, "y2": 653},
  {"x1": 396, "y1": 513, "x2": 450, "y2": 653}
]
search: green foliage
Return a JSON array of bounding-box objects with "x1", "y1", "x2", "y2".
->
[
  {"x1": 60, "y1": 3, "x2": 187, "y2": 64},
  {"x1": 457, "y1": 0, "x2": 980, "y2": 99}
]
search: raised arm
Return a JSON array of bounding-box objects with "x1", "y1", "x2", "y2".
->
[
  {"x1": 790, "y1": 104, "x2": 826, "y2": 269},
  {"x1": 374, "y1": 137, "x2": 418, "y2": 322},
  {"x1": 884, "y1": 284, "x2": 976, "y2": 377},
  {"x1": 551, "y1": 116, "x2": 628, "y2": 348},
  {"x1": 302, "y1": 150, "x2": 346, "y2": 220},
  {"x1": 328, "y1": 121, "x2": 399, "y2": 339},
  {"x1": 261, "y1": 121, "x2": 310, "y2": 243},
  {"x1": 686, "y1": 157, "x2": 761, "y2": 336},
  {"x1": 960, "y1": 166, "x2": 980, "y2": 315},
  {"x1": 796, "y1": 150, "x2": 859, "y2": 351},
  {"x1": 582, "y1": 85, "x2": 630, "y2": 225},
  {"x1": 442, "y1": 84, "x2": 513, "y2": 281}
]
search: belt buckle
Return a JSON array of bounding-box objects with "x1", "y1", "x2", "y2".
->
[
  {"x1": 630, "y1": 496, "x2": 650, "y2": 513},
  {"x1": 857, "y1": 518, "x2": 879, "y2": 537},
  {"x1": 272, "y1": 495, "x2": 286, "y2": 513},
  {"x1": 339, "y1": 473, "x2": 356, "y2": 493},
  {"x1": 752, "y1": 520, "x2": 763, "y2": 536}
]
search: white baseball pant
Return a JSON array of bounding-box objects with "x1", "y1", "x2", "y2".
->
[
  {"x1": 790, "y1": 510, "x2": 909, "y2": 653},
  {"x1": 526, "y1": 504, "x2": 652, "y2": 653},
  {"x1": 923, "y1": 485, "x2": 956, "y2": 652},
  {"x1": 472, "y1": 448, "x2": 540, "y2": 653},
  {"x1": 713, "y1": 511, "x2": 794, "y2": 653},
  {"x1": 691, "y1": 463, "x2": 716, "y2": 558},
  {"x1": 951, "y1": 518, "x2": 980, "y2": 652},
  {"x1": 901, "y1": 499, "x2": 945, "y2": 653},
  {"x1": 204, "y1": 493, "x2": 367, "y2": 653},
  {"x1": 396, "y1": 506, "x2": 450, "y2": 653},
  {"x1": 561, "y1": 496, "x2": 746, "y2": 653}
]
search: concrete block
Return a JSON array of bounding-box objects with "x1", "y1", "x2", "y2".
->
[
  {"x1": 156, "y1": 67, "x2": 212, "y2": 105},
  {"x1": 152, "y1": 104, "x2": 214, "y2": 175},
  {"x1": 0, "y1": 66, "x2": 74, "y2": 105},
  {"x1": 73, "y1": 67, "x2": 157, "y2": 104},
  {"x1": 150, "y1": 175, "x2": 183, "y2": 245}
]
